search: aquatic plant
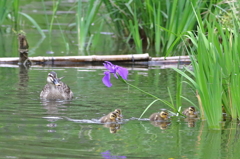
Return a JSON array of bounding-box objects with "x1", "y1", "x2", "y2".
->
[
  {"x1": 41, "y1": 0, "x2": 63, "y2": 50},
  {"x1": 0, "y1": 0, "x2": 18, "y2": 28},
  {"x1": 0, "y1": 0, "x2": 45, "y2": 37},
  {"x1": 19, "y1": 12, "x2": 45, "y2": 38},
  {"x1": 173, "y1": 1, "x2": 240, "y2": 129},
  {"x1": 101, "y1": 0, "x2": 213, "y2": 55},
  {"x1": 102, "y1": 61, "x2": 181, "y2": 118},
  {"x1": 76, "y1": 0, "x2": 102, "y2": 51}
]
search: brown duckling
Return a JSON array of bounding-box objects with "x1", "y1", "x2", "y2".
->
[
  {"x1": 182, "y1": 106, "x2": 198, "y2": 118},
  {"x1": 113, "y1": 109, "x2": 122, "y2": 121},
  {"x1": 100, "y1": 112, "x2": 118, "y2": 123},
  {"x1": 149, "y1": 110, "x2": 169, "y2": 121},
  {"x1": 222, "y1": 106, "x2": 226, "y2": 114}
]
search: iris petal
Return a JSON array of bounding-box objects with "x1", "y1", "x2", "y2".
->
[
  {"x1": 103, "y1": 61, "x2": 115, "y2": 72},
  {"x1": 102, "y1": 71, "x2": 112, "y2": 87},
  {"x1": 102, "y1": 61, "x2": 129, "y2": 87},
  {"x1": 117, "y1": 67, "x2": 128, "y2": 80}
]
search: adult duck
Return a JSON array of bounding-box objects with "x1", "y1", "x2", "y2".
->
[{"x1": 40, "y1": 71, "x2": 73, "y2": 100}]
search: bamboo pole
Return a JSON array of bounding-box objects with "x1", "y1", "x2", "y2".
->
[
  {"x1": 0, "y1": 53, "x2": 149, "y2": 64},
  {"x1": 150, "y1": 56, "x2": 191, "y2": 64},
  {"x1": 151, "y1": 56, "x2": 190, "y2": 62},
  {"x1": 29, "y1": 53, "x2": 150, "y2": 62},
  {"x1": 0, "y1": 54, "x2": 191, "y2": 65}
]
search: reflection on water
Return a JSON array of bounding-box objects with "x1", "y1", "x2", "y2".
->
[
  {"x1": 41, "y1": 99, "x2": 71, "y2": 133},
  {"x1": 18, "y1": 65, "x2": 29, "y2": 89},
  {"x1": 101, "y1": 150, "x2": 127, "y2": 159},
  {"x1": 0, "y1": 66, "x2": 240, "y2": 158},
  {"x1": 184, "y1": 117, "x2": 198, "y2": 127},
  {"x1": 150, "y1": 121, "x2": 171, "y2": 130},
  {"x1": 41, "y1": 100, "x2": 70, "y2": 115},
  {"x1": 103, "y1": 123, "x2": 121, "y2": 134}
]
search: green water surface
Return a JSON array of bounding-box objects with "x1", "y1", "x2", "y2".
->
[
  {"x1": 0, "y1": 1, "x2": 239, "y2": 158},
  {"x1": 0, "y1": 66, "x2": 238, "y2": 159}
]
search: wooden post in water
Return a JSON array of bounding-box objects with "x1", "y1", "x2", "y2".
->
[{"x1": 17, "y1": 33, "x2": 31, "y2": 66}]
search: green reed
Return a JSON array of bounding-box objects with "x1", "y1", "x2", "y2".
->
[
  {"x1": 0, "y1": 0, "x2": 44, "y2": 37},
  {"x1": 41, "y1": 0, "x2": 74, "y2": 52},
  {"x1": 101, "y1": 0, "x2": 213, "y2": 56},
  {"x1": 0, "y1": 0, "x2": 19, "y2": 29},
  {"x1": 49, "y1": 0, "x2": 61, "y2": 41},
  {"x1": 173, "y1": 1, "x2": 240, "y2": 129},
  {"x1": 19, "y1": 12, "x2": 45, "y2": 38},
  {"x1": 76, "y1": 0, "x2": 101, "y2": 51}
]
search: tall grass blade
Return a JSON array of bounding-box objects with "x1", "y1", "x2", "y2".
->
[
  {"x1": 19, "y1": 12, "x2": 46, "y2": 38},
  {"x1": 76, "y1": 0, "x2": 101, "y2": 51}
]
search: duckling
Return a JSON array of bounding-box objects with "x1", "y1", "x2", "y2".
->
[
  {"x1": 182, "y1": 106, "x2": 198, "y2": 118},
  {"x1": 40, "y1": 71, "x2": 73, "y2": 100},
  {"x1": 222, "y1": 106, "x2": 226, "y2": 114},
  {"x1": 222, "y1": 106, "x2": 227, "y2": 121},
  {"x1": 149, "y1": 110, "x2": 169, "y2": 121},
  {"x1": 113, "y1": 109, "x2": 122, "y2": 121},
  {"x1": 100, "y1": 112, "x2": 118, "y2": 123}
]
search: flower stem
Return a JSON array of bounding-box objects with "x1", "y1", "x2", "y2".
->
[
  {"x1": 120, "y1": 78, "x2": 160, "y2": 100},
  {"x1": 119, "y1": 76, "x2": 180, "y2": 117}
]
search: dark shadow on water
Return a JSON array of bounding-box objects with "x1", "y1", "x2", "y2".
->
[{"x1": 18, "y1": 65, "x2": 29, "y2": 90}]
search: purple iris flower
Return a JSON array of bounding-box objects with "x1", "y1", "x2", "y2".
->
[{"x1": 102, "y1": 61, "x2": 129, "y2": 87}]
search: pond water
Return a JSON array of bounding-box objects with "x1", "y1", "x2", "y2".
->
[
  {"x1": 0, "y1": 65, "x2": 239, "y2": 159},
  {"x1": 1, "y1": 1, "x2": 240, "y2": 158}
]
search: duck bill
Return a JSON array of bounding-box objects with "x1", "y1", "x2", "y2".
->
[{"x1": 53, "y1": 78, "x2": 61, "y2": 86}]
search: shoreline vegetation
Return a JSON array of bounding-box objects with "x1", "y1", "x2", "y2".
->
[{"x1": 1, "y1": 0, "x2": 240, "y2": 129}]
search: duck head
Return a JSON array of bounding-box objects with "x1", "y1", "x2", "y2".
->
[
  {"x1": 188, "y1": 106, "x2": 196, "y2": 115},
  {"x1": 114, "y1": 109, "x2": 122, "y2": 119},
  {"x1": 159, "y1": 110, "x2": 168, "y2": 119},
  {"x1": 47, "y1": 71, "x2": 61, "y2": 86},
  {"x1": 109, "y1": 112, "x2": 117, "y2": 121}
]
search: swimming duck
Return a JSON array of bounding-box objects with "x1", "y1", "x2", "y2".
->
[
  {"x1": 149, "y1": 110, "x2": 169, "y2": 121},
  {"x1": 182, "y1": 106, "x2": 198, "y2": 118},
  {"x1": 100, "y1": 112, "x2": 118, "y2": 123},
  {"x1": 40, "y1": 71, "x2": 73, "y2": 100}
]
